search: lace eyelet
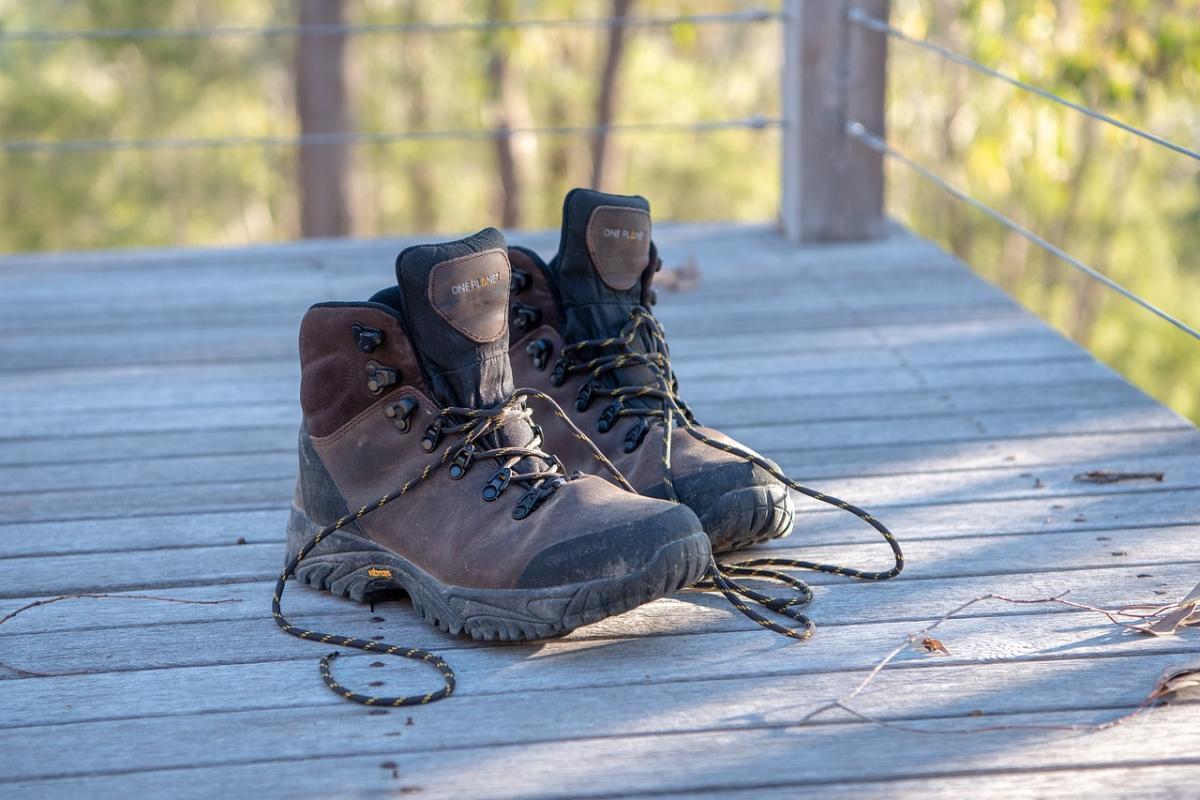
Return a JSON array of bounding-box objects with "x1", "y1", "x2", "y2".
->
[
  {"x1": 510, "y1": 303, "x2": 541, "y2": 334},
  {"x1": 482, "y1": 467, "x2": 512, "y2": 501},
  {"x1": 384, "y1": 397, "x2": 418, "y2": 433},
  {"x1": 596, "y1": 401, "x2": 621, "y2": 434},
  {"x1": 510, "y1": 269, "x2": 532, "y2": 294},
  {"x1": 365, "y1": 361, "x2": 399, "y2": 394},
  {"x1": 623, "y1": 418, "x2": 650, "y2": 453},
  {"x1": 575, "y1": 382, "x2": 594, "y2": 412},
  {"x1": 549, "y1": 355, "x2": 570, "y2": 387},
  {"x1": 448, "y1": 444, "x2": 476, "y2": 480},
  {"x1": 419, "y1": 421, "x2": 443, "y2": 452},
  {"x1": 526, "y1": 338, "x2": 552, "y2": 371},
  {"x1": 351, "y1": 323, "x2": 384, "y2": 353},
  {"x1": 512, "y1": 479, "x2": 563, "y2": 520}
]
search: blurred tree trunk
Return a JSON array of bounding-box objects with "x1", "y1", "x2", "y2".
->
[
  {"x1": 486, "y1": 0, "x2": 521, "y2": 228},
  {"x1": 295, "y1": 0, "x2": 351, "y2": 238},
  {"x1": 590, "y1": 0, "x2": 633, "y2": 190},
  {"x1": 402, "y1": 0, "x2": 438, "y2": 232}
]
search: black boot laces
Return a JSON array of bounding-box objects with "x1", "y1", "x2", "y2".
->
[
  {"x1": 551, "y1": 306, "x2": 905, "y2": 640},
  {"x1": 274, "y1": 390, "x2": 636, "y2": 707}
]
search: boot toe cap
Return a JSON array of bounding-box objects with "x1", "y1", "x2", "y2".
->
[
  {"x1": 515, "y1": 503, "x2": 707, "y2": 590},
  {"x1": 663, "y1": 461, "x2": 795, "y2": 553}
]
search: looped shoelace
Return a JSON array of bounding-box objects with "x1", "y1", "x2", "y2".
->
[
  {"x1": 555, "y1": 306, "x2": 905, "y2": 640},
  {"x1": 274, "y1": 390, "x2": 635, "y2": 706}
]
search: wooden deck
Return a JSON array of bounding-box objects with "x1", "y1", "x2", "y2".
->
[{"x1": 1, "y1": 223, "x2": 1198, "y2": 798}]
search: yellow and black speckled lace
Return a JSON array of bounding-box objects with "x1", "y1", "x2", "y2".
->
[
  {"x1": 554, "y1": 306, "x2": 905, "y2": 639},
  {"x1": 274, "y1": 390, "x2": 636, "y2": 707}
]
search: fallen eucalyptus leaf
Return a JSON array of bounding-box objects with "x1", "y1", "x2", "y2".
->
[
  {"x1": 1132, "y1": 604, "x2": 1196, "y2": 636},
  {"x1": 1149, "y1": 661, "x2": 1200, "y2": 701}
]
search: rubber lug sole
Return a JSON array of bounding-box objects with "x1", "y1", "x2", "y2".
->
[
  {"x1": 285, "y1": 506, "x2": 711, "y2": 642},
  {"x1": 702, "y1": 483, "x2": 795, "y2": 554}
]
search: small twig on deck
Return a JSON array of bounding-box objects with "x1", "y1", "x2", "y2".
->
[
  {"x1": 1073, "y1": 470, "x2": 1164, "y2": 484},
  {"x1": 801, "y1": 587, "x2": 1199, "y2": 735},
  {"x1": 0, "y1": 593, "x2": 241, "y2": 678},
  {"x1": 0, "y1": 592, "x2": 241, "y2": 627}
]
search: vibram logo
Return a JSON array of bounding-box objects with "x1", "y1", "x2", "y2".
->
[{"x1": 367, "y1": 568, "x2": 393, "y2": 579}]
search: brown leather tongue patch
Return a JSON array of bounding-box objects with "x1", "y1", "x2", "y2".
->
[
  {"x1": 585, "y1": 205, "x2": 652, "y2": 291},
  {"x1": 427, "y1": 248, "x2": 511, "y2": 343}
]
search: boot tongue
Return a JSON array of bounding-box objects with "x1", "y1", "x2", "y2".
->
[
  {"x1": 551, "y1": 188, "x2": 659, "y2": 395},
  {"x1": 552, "y1": 188, "x2": 654, "y2": 342},
  {"x1": 394, "y1": 228, "x2": 513, "y2": 409}
]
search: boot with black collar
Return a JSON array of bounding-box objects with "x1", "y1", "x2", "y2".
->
[{"x1": 507, "y1": 189, "x2": 795, "y2": 554}]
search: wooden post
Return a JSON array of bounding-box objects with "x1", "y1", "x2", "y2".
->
[
  {"x1": 295, "y1": 0, "x2": 351, "y2": 238},
  {"x1": 780, "y1": 0, "x2": 888, "y2": 242}
]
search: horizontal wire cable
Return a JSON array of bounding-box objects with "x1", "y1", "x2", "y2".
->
[
  {"x1": 846, "y1": 120, "x2": 1200, "y2": 343},
  {"x1": 0, "y1": 9, "x2": 782, "y2": 43},
  {"x1": 0, "y1": 116, "x2": 779, "y2": 155},
  {"x1": 847, "y1": 8, "x2": 1200, "y2": 164}
]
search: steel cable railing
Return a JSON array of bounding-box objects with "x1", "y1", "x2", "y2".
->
[
  {"x1": 846, "y1": 8, "x2": 1200, "y2": 164},
  {"x1": 0, "y1": 10, "x2": 781, "y2": 156},
  {"x1": 0, "y1": 117, "x2": 779, "y2": 155},
  {"x1": 0, "y1": 8, "x2": 782, "y2": 43},
  {"x1": 846, "y1": 7, "x2": 1200, "y2": 344}
]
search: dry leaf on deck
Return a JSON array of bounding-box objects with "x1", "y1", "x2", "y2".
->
[
  {"x1": 915, "y1": 636, "x2": 950, "y2": 655},
  {"x1": 1125, "y1": 581, "x2": 1200, "y2": 636},
  {"x1": 1148, "y1": 661, "x2": 1200, "y2": 701},
  {"x1": 656, "y1": 257, "x2": 701, "y2": 293},
  {"x1": 1134, "y1": 605, "x2": 1196, "y2": 636}
]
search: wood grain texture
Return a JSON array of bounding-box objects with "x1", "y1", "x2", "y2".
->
[{"x1": 0, "y1": 223, "x2": 1197, "y2": 798}]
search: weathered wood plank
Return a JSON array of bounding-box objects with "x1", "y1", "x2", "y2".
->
[
  {"x1": 0, "y1": 277, "x2": 1022, "y2": 340},
  {"x1": 0, "y1": 429, "x2": 1195, "y2": 534},
  {"x1": 4, "y1": 425, "x2": 1192, "y2": 514},
  {"x1": 4, "y1": 522, "x2": 1195, "y2": 628},
  {"x1": 0, "y1": 341, "x2": 1090, "y2": 406},
  {"x1": 2, "y1": 369, "x2": 1175, "y2": 470},
  {"x1": 0, "y1": 652, "x2": 1191, "y2": 785},
  {"x1": 3, "y1": 555, "x2": 1193, "y2": 650},
  {"x1": 0, "y1": 375, "x2": 1143, "y2": 440},
  {"x1": 0, "y1": 261, "x2": 1001, "y2": 317},
  {"x1": 4, "y1": 561, "x2": 1190, "y2": 686},
  {"x1": 2, "y1": 707, "x2": 1196, "y2": 800},
  {"x1": 2, "y1": 433, "x2": 1189, "y2": 515},
  {"x1": 0, "y1": 310, "x2": 1076, "y2": 374},
  {"x1": 631, "y1": 765, "x2": 1200, "y2": 800},
  {"x1": 0, "y1": 227, "x2": 944, "y2": 296},
  {"x1": 0, "y1": 366, "x2": 1137, "y2": 448},
  {"x1": 0, "y1": 416, "x2": 1189, "y2": 523},
  {"x1": 5, "y1": 587, "x2": 1199, "y2": 711}
]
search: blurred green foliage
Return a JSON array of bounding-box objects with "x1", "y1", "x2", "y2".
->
[
  {"x1": 1, "y1": 1, "x2": 1197, "y2": 422},
  {"x1": 0, "y1": 0, "x2": 779, "y2": 250},
  {"x1": 887, "y1": 0, "x2": 1200, "y2": 422}
]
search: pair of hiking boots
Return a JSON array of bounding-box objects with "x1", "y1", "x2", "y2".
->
[{"x1": 275, "y1": 188, "x2": 903, "y2": 706}]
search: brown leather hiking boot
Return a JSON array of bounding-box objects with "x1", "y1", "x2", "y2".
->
[
  {"x1": 275, "y1": 227, "x2": 710, "y2": 705},
  {"x1": 507, "y1": 189, "x2": 796, "y2": 554}
]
